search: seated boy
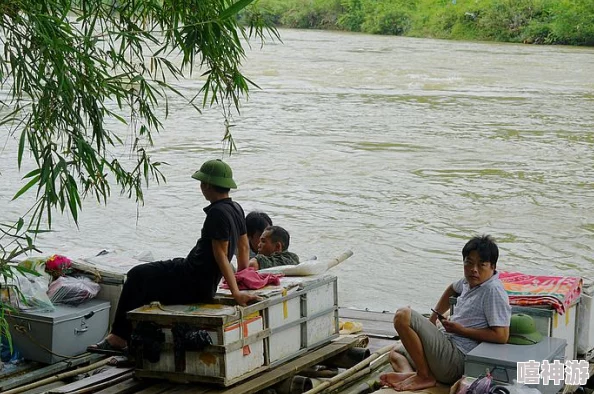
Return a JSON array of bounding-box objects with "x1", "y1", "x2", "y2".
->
[{"x1": 248, "y1": 226, "x2": 299, "y2": 270}]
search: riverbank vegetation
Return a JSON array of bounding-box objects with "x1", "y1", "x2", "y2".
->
[{"x1": 244, "y1": 0, "x2": 594, "y2": 45}]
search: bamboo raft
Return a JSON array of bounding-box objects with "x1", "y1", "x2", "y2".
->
[
  {"x1": 0, "y1": 308, "x2": 400, "y2": 394},
  {"x1": 3, "y1": 308, "x2": 593, "y2": 394}
]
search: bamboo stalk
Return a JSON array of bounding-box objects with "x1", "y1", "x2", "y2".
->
[
  {"x1": 338, "y1": 364, "x2": 394, "y2": 394},
  {"x1": 2, "y1": 357, "x2": 112, "y2": 394},
  {"x1": 303, "y1": 344, "x2": 393, "y2": 394},
  {"x1": 329, "y1": 353, "x2": 391, "y2": 393}
]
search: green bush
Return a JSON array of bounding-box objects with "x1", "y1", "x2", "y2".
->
[
  {"x1": 244, "y1": 0, "x2": 594, "y2": 46},
  {"x1": 360, "y1": 1, "x2": 412, "y2": 35},
  {"x1": 548, "y1": 0, "x2": 594, "y2": 45},
  {"x1": 337, "y1": 0, "x2": 365, "y2": 31}
]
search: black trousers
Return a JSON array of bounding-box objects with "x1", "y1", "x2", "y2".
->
[{"x1": 110, "y1": 259, "x2": 210, "y2": 341}]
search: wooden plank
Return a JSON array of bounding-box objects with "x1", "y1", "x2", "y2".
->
[
  {"x1": 339, "y1": 308, "x2": 394, "y2": 323},
  {"x1": 0, "y1": 360, "x2": 41, "y2": 380},
  {"x1": 164, "y1": 385, "x2": 217, "y2": 394},
  {"x1": 49, "y1": 367, "x2": 133, "y2": 393},
  {"x1": 66, "y1": 372, "x2": 135, "y2": 394},
  {"x1": 135, "y1": 365, "x2": 269, "y2": 387},
  {"x1": 339, "y1": 308, "x2": 397, "y2": 338},
  {"x1": 92, "y1": 377, "x2": 149, "y2": 394},
  {"x1": 22, "y1": 381, "x2": 66, "y2": 394},
  {"x1": 0, "y1": 353, "x2": 106, "y2": 391},
  {"x1": 132, "y1": 382, "x2": 178, "y2": 394},
  {"x1": 214, "y1": 336, "x2": 361, "y2": 394}
]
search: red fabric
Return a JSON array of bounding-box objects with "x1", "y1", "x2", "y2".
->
[
  {"x1": 499, "y1": 271, "x2": 582, "y2": 315},
  {"x1": 221, "y1": 267, "x2": 283, "y2": 290}
]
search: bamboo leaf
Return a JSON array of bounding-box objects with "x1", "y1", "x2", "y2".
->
[
  {"x1": 219, "y1": 0, "x2": 256, "y2": 20},
  {"x1": 12, "y1": 175, "x2": 41, "y2": 201},
  {"x1": 18, "y1": 130, "x2": 27, "y2": 169}
]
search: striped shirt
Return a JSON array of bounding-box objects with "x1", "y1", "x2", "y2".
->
[{"x1": 441, "y1": 271, "x2": 511, "y2": 354}]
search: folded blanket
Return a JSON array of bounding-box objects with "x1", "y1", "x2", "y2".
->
[
  {"x1": 499, "y1": 271, "x2": 582, "y2": 315},
  {"x1": 221, "y1": 268, "x2": 284, "y2": 290}
]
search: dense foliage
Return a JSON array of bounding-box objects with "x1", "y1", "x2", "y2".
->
[
  {"x1": 0, "y1": 0, "x2": 275, "y2": 350},
  {"x1": 246, "y1": 0, "x2": 594, "y2": 45}
]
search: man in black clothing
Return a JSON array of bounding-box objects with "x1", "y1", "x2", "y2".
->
[{"x1": 88, "y1": 159, "x2": 258, "y2": 354}]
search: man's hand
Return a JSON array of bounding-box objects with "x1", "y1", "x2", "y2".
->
[
  {"x1": 441, "y1": 319, "x2": 463, "y2": 334},
  {"x1": 234, "y1": 291, "x2": 261, "y2": 306}
]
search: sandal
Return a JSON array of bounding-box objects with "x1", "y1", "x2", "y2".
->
[{"x1": 87, "y1": 338, "x2": 128, "y2": 356}]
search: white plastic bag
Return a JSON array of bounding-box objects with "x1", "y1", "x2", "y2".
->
[
  {"x1": 508, "y1": 380, "x2": 542, "y2": 394},
  {"x1": 47, "y1": 276, "x2": 101, "y2": 305},
  {"x1": 2, "y1": 270, "x2": 54, "y2": 312}
]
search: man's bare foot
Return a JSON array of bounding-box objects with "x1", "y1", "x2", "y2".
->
[
  {"x1": 380, "y1": 372, "x2": 416, "y2": 388},
  {"x1": 393, "y1": 373, "x2": 437, "y2": 391}
]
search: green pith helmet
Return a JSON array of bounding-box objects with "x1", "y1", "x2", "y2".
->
[
  {"x1": 191, "y1": 159, "x2": 237, "y2": 189},
  {"x1": 508, "y1": 314, "x2": 543, "y2": 345}
]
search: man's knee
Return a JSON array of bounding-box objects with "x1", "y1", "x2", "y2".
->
[
  {"x1": 126, "y1": 262, "x2": 154, "y2": 282},
  {"x1": 394, "y1": 306, "x2": 412, "y2": 330}
]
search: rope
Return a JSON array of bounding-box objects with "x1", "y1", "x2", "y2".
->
[
  {"x1": 13, "y1": 324, "x2": 91, "y2": 360},
  {"x1": 148, "y1": 301, "x2": 243, "y2": 318},
  {"x1": 238, "y1": 304, "x2": 248, "y2": 350},
  {"x1": 148, "y1": 301, "x2": 251, "y2": 350}
]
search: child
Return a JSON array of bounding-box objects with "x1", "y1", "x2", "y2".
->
[{"x1": 248, "y1": 226, "x2": 299, "y2": 270}]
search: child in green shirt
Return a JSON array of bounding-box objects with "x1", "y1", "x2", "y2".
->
[{"x1": 248, "y1": 226, "x2": 300, "y2": 270}]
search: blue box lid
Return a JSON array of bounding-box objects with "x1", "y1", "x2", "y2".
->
[
  {"x1": 9, "y1": 299, "x2": 111, "y2": 324},
  {"x1": 465, "y1": 337, "x2": 567, "y2": 368}
]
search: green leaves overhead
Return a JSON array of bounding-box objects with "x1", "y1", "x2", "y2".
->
[
  {"x1": 0, "y1": 0, "x2": 277, "y2": 351},
  {"x1": 0, "y1": 0, "x2": 276, "y2": 232}
]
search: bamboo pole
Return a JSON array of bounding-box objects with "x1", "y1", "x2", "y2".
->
[
  {"x1": 339, "y1": 364, "x2": 394, "y2": 394},
  {"x1": 303, "y1": 344, "x2": 393, "y2": 394},
  {"x1": 2, "y1": 357, "x2": 112, "y2": 394},
  {"x1": 332, "y1": 353, "x2": 390, "y2": 392}
]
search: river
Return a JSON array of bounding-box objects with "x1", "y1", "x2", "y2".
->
[{"x1": 1, "y1": 29, "x2": 594, "y2": 313}]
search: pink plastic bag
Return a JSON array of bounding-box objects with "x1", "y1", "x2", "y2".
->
[
  {"x1": 47, "y1": 276, "x2": 100, "y2": 305},
  {"x1": 466, "y1": 372, "x2": 493, "y2": 394}
]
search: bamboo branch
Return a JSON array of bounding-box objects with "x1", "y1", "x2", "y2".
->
[
  {"x1": 2, "y1": 357, "x2": 111, "y2": 394},
  {"x1": 303, "y1": 344, "x2": 393, "y2": 394}
]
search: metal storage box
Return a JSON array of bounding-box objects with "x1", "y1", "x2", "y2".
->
[
  {"x1": 6, "y1": 299, "x2": 111, "y2": 364},
  {"x1": 512, "y1": 303, "x2": 578, "y2": 361},
  {"x1": 129, "y1": 275, "x2": 339, "y2": 386},
  {"x1": 464, "y1": 337, "x2": 566, "y2": 394}
]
